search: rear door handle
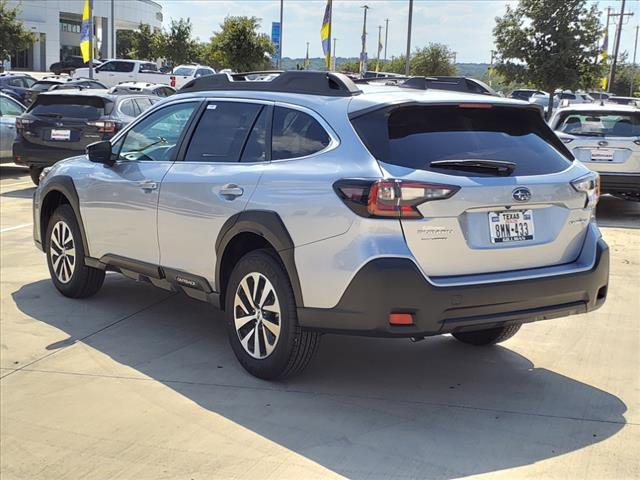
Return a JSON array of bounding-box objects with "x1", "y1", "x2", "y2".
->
[
  {"x1": 219, "y1": 184, "x2": 244, "y2": 198},
  {"x1": 137, "y1": 180, "x2": 158, "y2": 192}
]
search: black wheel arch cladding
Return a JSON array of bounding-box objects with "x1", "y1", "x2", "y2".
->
[{"x1": 215, "y1": 210, "x2": 304, "y2": 309}]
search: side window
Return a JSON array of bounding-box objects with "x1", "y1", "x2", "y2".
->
[
  {"x1": 23, "y1": 77, "x2": 36, "y2": 88},
  {"x1": 115, "y1": 102, "x2": 197, "y2": 162},
  {"x1": 0, "y1": 96, "x2": 24, "y2": 116},
  {"x1": 98, "y1": 61, "x2": 115, "y2": 72},
  {"x1": 113, "y1": 61, "x2": 135, "y2": 73},
  {"x1": 119, "y1": 99, "x2": 138, "y2": 117},
  {"x1": 271, "y1": 107, "x2": 331, "y2": 160},
  {"x1": 184, "y1": 102, "x2": 262, "y2": 162},
  {"x1": 241, "y1": 106, "x2": 270, "y2": 162},
  {"x1": 195, "y1": 68, "x2": 211, "y2": 77}
]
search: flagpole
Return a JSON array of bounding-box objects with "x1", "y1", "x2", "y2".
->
[
  {"x1": 405, "y1": 0, "x2": 413, "y2": 76},
  {"x1": 279, "y1": 0, "x2": 283, "y2": 69},
  {"x1": 376, "y1": 25, "x2": 382, "y2": 72},
  {"x1": 89, "y1": 0, "x2": 94, "y2": 79},
  {"x1": 332, "y1": 38, "x2": 337, "y2": 70},
  {"x1": 327, "y1": 0, "x2": 332, "y2": 70},
  {"x1": 384, "y1": 18, "x2": 389, "y2": 62}
]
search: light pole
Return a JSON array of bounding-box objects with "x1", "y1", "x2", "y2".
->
[
  {"x1": 405, "y1": 0, "x2": 413, "y2": 76},
  {"x1": 608, "y1": 0, "x2": 626, "y2": 92},
  {"x1": 278, "y1": 0, "x2": 283, "y2": 69},
  {"x1": 360, "y1": 5, "x2": 370, "y2": 75},
  {"x1": 631, "y1": 25, "x2": 639, "y2": 96},
  {"x1": 384, "y1": 18, "x2": 389, "y2": 62},
  {"x1": 332, "y1": 38, "x2": 337, "y2": 71}
]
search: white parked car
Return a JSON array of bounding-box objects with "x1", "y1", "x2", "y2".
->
[
  {"x1": 74, "y1": 60, "x2": 196, "y2": 89},
  {"x1": 550, "y1": 103, "x2": 640, "y2": 201},
  {"x1": 109, "y1": 81, "x2": 176, "y2": 97},
  {"x1": 169, "y1": 64, "x2": 215, "y2": 88}
]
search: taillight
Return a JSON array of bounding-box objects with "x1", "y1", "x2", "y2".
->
[
  {"x1": 86, "y1": 120, "x2": 116, "y2": 133},
  {"x1": 16, "y1": 117, "x2": 33, "y2": 131},
  {"x1": 334, "y1": 179, "x2": 459, "y2": 219},
  {"x1": 571, "y1": 173, "x2": 600, "y2": 208},
  {"x1": 170, "y1": 76, "x2": 176, "y2": 87}
]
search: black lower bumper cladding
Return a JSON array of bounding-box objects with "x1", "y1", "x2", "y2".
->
[{"x1": 297, "y1": 239, "x2": 609, "y2": 337}]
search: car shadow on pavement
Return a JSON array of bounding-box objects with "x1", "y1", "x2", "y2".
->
[
  {"x1": 1, "y1": 187, "x2": 35, "y2": 199},
  {"x1": 11, "y1": 276, "x2": 628, "y2": 479},
  {"x1": 596, "y1": 195, "x2": 640, "y2": 229},
  {"x1": 0, "y1": 165, "x2": 29, "y2": 180}
]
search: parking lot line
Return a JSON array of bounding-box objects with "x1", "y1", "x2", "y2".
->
[
  {"x1": 0, "y1": 223, "x2": 33, "y2": 233},
  {"x1": 0, "y1": 181, "x2": 33, "y2": 189}
]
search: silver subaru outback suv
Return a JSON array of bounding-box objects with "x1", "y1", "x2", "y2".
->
[{"x1": 33, "y1": 71, "x2": 609, "y2": 379}]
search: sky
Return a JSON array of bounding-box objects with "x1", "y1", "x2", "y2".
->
[{"x1": 158, "y1": 0, "x2": 640, "y2": 63}]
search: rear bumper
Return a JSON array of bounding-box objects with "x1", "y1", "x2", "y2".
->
[
  {"x1": 13, "y1": 141, "x2": 83, "y2": 168},
  {"x1": 297, "y1": 237, "x2": 609, "y2": 337},
  {"x1": 600, "y1": 173, "x2": 640, "y2": 195}
]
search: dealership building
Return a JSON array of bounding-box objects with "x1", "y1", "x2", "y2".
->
[{"x1": 6, "y1": 0, "x2": 163, "y2": 71}]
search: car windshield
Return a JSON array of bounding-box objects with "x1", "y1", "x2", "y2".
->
[
  {"x1": 173, "y1": 67, "x2": 195, "y2": 76},
  {"x1": 351, "y1": 104, "x2": 572, "y2": 177},
  {"x1": 32, "y1": 81, "x2": 60, "y2": 91},
  {"x1": 556, "y1": 111, "x2": 640, "y2": 137},
  {"x1": 29, "y1": 95, "x2": 108, "y2": 120}
]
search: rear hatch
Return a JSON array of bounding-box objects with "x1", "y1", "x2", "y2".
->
[
  {"x1": 553, "y1": 109, "x2": 640, "y2": 174},
  {"x1": 351, "y1": 103, "x2": 592, "y2": 277},
  {"x1": 21, "y1": 94, "x2": 114, "y2": 151}
]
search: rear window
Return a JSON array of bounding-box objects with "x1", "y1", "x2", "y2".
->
[
  {"x1": 29, "y1": 95, "x2": 108, "y2": 120},
  {"x1": 173, "y1": 67, "x2": 195, "y2": 76},
  {"x1": 32, "y1": 81, "x2": 59, "y2": 91},
  {"x1": 351, "y1": 105, "x2": 573, "y2": 177},
  {"x1": 556, "y1": 111, "x2": 640, "y2": 137}
]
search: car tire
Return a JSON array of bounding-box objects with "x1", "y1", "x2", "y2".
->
[
  {"x1": 45, "y1": 204, "x2": 105, "y2": 298},
  {"x1": 452, "y1": 324, "x2": 522, "y2": 346},
  {"x1": 225, "y1": 249, "x2": 320, "y2": 380},
  {"x1": 29, "y1": 167, "x2": 43, "y2": 186}
]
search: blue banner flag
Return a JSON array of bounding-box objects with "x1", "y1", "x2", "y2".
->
[{"x1": 320, "y1": 0, "x2": 332, "y2": 69}]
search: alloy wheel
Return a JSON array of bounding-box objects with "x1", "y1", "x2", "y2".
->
[
  {"x1": 50, "y1": 220, "x2": 76, "y2": 284},
  {"x1": 233, "y1": 272, "x2": 281, "y2": 359}
]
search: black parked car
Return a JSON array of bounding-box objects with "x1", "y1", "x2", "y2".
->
[
  {"x1": 23, "y1": 78, "x2": 106, "y2": 106},
  {"x1": 13, "y1": 90, "x2": 159, "y2": 184},
  {"x1": 49, "y1": 56, "x2": 102, "y2": 75},
  {"x1": 0, "y1": 73, "x2": 37, "y2": 103}
]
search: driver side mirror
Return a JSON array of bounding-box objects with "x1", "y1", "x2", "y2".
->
[{"x1": 87, "y1": 140, "x2": 114, "y2": 166}]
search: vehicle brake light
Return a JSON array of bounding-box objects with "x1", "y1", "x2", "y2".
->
[
  {"x1": 571, "y1": 173, "x2": 600, "y2": 208},
  {"x1": 87, "y1": 120, "x2": 116, "y2": 133},
  {"x1": 458, "y1": 103, "x2": 493, "y2": 109},
  {"x1": 170, "y1": 76, "x2": 176, "y2": 87},
  {"x1": 334, "y1": 179, "x2": 459, "y2": 219}
]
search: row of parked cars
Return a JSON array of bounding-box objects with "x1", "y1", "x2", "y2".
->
[{"x1": 0, "y1": 70, "x2": 187, "y2": 183}]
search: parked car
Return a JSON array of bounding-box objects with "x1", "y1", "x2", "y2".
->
[
  {"x1": 557, "y1": 91, "x2": 594, "y2": 104},
  {"x1": 109, "y1": 81, "x2": 176, "y2": 97},
  {"x1": 23, "y1": 77, "x2": 107, "y2": 106},
  {"x1": 14, "y1": 89, "x2": 159, "y2": 184},
  {"x1": 33, "y1": 71, "x2": 609, "y2": 379},
  {"x1": 50, "y1": 56, "x2": 102, "y2": 75},
  {"x1": 51, "y1": 79, "x2": 107, "y2": 92},
  {"x1": 169, "y1": 64, "x2": 215, "y2": 88},
  {"x1": 0, "y1": 92, "x2": 26, "y2": 163},
  {"x1": 509, "y1": 88, "x2": 545, "y2": 101},
  {"x1": 588, "y1": 92, "x2": 611, "y2": 101},
  {"x1": 607, "y1": 96, "x2": 639, "y2": 107},
  {"x1": 361, "y1": 75, "x2": 499, "y2": 96},
  {"x1": 550, "y1": 103, "x2": 640, "y2": 201},
  {"x1": 0, "y1": 72, "x2": 37, "y2": 103},
  {"x1": 74, "y1": 59, "x2": 198, "y2": 89}
]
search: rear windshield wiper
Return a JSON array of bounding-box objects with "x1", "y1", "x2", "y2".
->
[
  {"x1": 35, "y1": 112, "x2": 64, "y2": 118},
  {"x1": 430, "y1": 159, "x2": 516, "y2": 176}
]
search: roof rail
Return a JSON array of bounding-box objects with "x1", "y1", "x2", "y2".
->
[
  {"x1": 180, "y1": 70, "x2": 361, "y2": 97},
  {"x1": 399, "y1": 76, "x2": 439, "y2": 90}
]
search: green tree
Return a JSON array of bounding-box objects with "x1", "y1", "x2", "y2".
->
[
  {"x1": 161, "y1": 18, "x2": 198, "y2": 66},
  {"x1": 336, "y1": 59, "x2": 360, "y2": 73},
  {"x1": 116, "y1": 30, "x2": 135, "y2": 59},
  {"x1": 493, "y1": 0, "x2": 602, "y2": 117},
  {"x1": 410, "y1": 43, "x2": 456, "y2": 76},
  {"x1": 0, "y1": 0, "x2": 35, "y2": 65},
  {"x1": 131, "y1": 23, "x2": 161, "y2": 61},
  {"x1": 208, "y1": 16, "x2": 274, "y2": 72}
]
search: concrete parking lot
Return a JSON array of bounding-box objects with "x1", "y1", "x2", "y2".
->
[{"x1": 1, "y1": 164, "x2": 638, "y2": 480}]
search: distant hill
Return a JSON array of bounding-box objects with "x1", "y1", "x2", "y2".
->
[{"x1": 280, "y1": 57, "x2": 490, "y2": 79}]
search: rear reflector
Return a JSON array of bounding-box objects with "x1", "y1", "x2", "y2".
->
[
  {"x1": 389, "y1": 313, "x2": 414, "y2": 325},
  {"x1": 458, "y1": 103, "x2": 493, "y2": 109}
]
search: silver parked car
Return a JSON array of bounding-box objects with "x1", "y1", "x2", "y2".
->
[
  {"x1": 550, "y1": 103, "x2": 640, "y2": 201},
  {"x1": 33, "y1": 71, "x2": 609, "y2": 379},
  {"x1": 0, "y1": 92, "x2": 26, "y2": 163}
]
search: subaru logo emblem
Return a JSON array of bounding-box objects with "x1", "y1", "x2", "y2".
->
[
  {"x1": 598, "y1": 140, "x2": 608, "y2": 147},
  {"x1": 512, "y1": 187, "x2": 532, "y2": 202}
]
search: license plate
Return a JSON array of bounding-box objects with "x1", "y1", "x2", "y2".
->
[
  {"x1": 590, "y1": 148, "x2": 615, "y2": 161},
  {"x1": 488, "y1": 210, "x2": 534, "y2": 243},
  {"x1": 50, "y1": 129, "x2": 71, "y2": 141}
]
